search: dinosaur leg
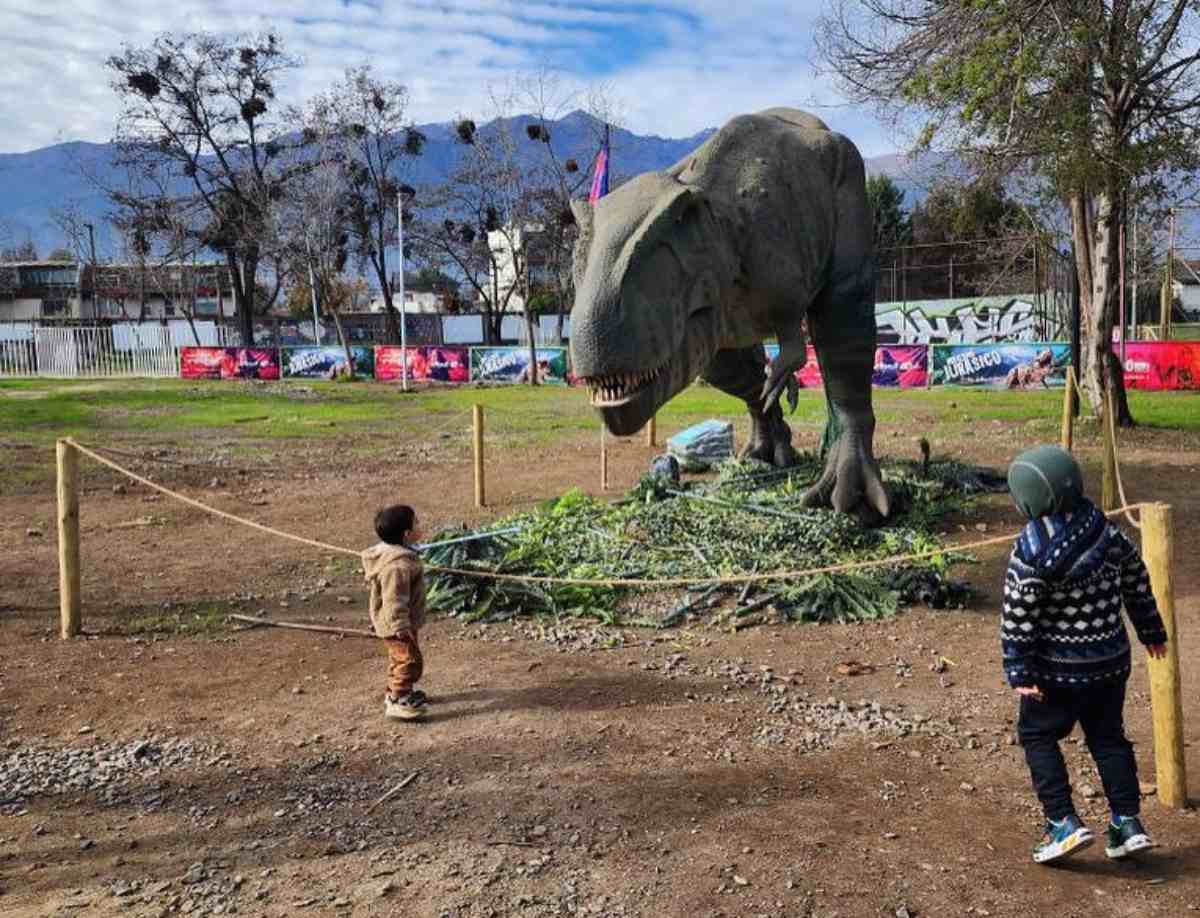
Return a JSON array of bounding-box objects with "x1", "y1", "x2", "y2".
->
[
  {"x1": 702, "y1": 345, "x2": 798, "y2": 468},
  {"x1": 802, "y1": 158, "x2": 890, "y2": 524}
]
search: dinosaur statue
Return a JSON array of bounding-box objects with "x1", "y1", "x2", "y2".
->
[{"x1": 570, "y1": 107, "x2": 890, "y2": 522}]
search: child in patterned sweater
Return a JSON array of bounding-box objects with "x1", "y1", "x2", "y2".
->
[{"x1": 1003, "y1": 446, "x2": 1167, "y2": 865}]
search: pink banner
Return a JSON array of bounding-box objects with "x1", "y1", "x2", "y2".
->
[
  {"x1": 375, "y1": 346, "x2": 470, "y2": 383},
  {"x1": 180, "y1": 347, "x2": 224, "y2": 380},
  {"x1": 221, "y1": 348, "x2": 281, "y2": 380},
  {"x1": 1117, "y1": 341, "x2": 1200, "y2": 390},
  {"x1": 767, "y1": 344, "x2": 928, "y2": 388}
]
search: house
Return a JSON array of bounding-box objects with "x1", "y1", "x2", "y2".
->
[
  {"x1": 1168, "y1": 259, "x2": 1200, "y2": 319},
  {"x1": 0, "y1": 261, "x2": 82, "y2": 319},
  {"x1": 89, "y1": 263, "x2": 236, "y2": 320},
  {"x1": 485, "y1": 223, "x2": 558, "y2": 313},
  {"x1": 366, "y1": 287, "x2": 447, "y2": 315},
  {"x1": 0, "y1": 260, "x2": 237, "y2": 321}
]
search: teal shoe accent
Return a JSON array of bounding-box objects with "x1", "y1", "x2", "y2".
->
[
  {"x1": 1033, "y1": 814, "x2": 1095, "y2": 864},
  {"x1": 1105, "y1": 816, "x2": 1155, "y2": 859}
]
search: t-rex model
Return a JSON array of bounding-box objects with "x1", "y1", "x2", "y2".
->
[{"x1": 569, "y1": 107, "x2": 889, "y2": 522}]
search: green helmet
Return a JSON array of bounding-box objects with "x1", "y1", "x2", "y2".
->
[{"x1": 1007, "y1": 446, "x2": 1085, "y2": 519}]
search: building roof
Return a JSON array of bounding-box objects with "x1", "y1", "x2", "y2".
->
[{"x1": 0, "y1": 260, "x2": 78, "y2": 269}]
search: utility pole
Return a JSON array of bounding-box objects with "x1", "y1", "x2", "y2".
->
[
  {"x1": 1132, "y1": 204, "x2": 1139, "y2": 340},
  {"x1": 83, "y1": 222, "x2": 97, "y2": 319},
  {"x1": 1070, "y1": 245, "x2": 1081, "y2": 418},
  {"x1": 304, "y1": 234, "x2": 321, "y2": 346},
  {"x1": 397, "y1": 189, "x2": 408, "y2": 391}
]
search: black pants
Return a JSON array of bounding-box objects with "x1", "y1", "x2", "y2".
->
[{"x1": 1017, "y1": 679, "x2": 1140, "y2": 821}]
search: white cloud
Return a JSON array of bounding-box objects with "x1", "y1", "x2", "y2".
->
[{"x1": 0, "y1": 0, "x2": 898, "y2": 156}]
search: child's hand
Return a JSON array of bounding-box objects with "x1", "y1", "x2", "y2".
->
[
  {"x1": 1016, "y1": 685, "x2": 1044, "y2": 702},
  {"x1": 1147, "y1": 643, "x2": 1168, "y2": 659}
]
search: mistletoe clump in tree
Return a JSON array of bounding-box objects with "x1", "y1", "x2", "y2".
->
[{"x1": 106, "y1": 32, "x2": 304, "y2": 346}]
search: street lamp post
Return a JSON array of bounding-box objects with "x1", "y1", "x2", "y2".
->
[
  {"x1": 397, "y1": 189, "x2": 407, "y2": 390},
  {"x1": 396, "y1": 185, "x2": 416, "y2": 391}
]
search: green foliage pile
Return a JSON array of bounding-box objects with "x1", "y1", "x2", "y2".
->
[{"x1": 425, "y1": 455, "x2": 986, "y2": 630}]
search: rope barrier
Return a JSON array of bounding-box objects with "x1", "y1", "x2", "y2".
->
[
  {"x1": 66, "y1": 438, "x2": 1146, "y2": 590},
  {"x1": 1105, "y1": 392, "x2": 1142, "y2": 530},
  {"x1": 423, "y1": 407, "x2": 475, "y2": 441},
  {"x1": 69, "y1": 440, "x2": 361, "y2": 558},
  {"x1": 87, "y1": 444, "x2": 263, "y2": 475}
]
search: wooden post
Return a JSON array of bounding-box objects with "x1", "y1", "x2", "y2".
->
[
  {"x1": 56, "y1": 439, "x2": 81, "y2": 639},
  {"x1": 472, "y1": 404, "x2": 485, "y2": 508},
  {"x1": 1060, "y1": 366, "x2": 1075, "y2": 452},
  {"x1": 646, "y1": 414, "x2": 657, "y2": 448},
  {"x1": 1142, "y1": 503, "x2": 1187, "y2": 808},
  {"x1": 1101, "y1": 392, "x2": 1119, "y2": 512},
  {"x1": 600, "y1": 425, "x2": 608, "y2": 492}
]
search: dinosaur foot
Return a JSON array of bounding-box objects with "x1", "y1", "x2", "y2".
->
[
  {"x1": 802, "y1": 427, "x2": 890, "y2": 526},
  {"x1": 740, "y1": 413, "x2": 799, "y2": 468}
]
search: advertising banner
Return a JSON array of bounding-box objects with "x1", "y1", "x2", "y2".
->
[
  {"x1": 221, "y1": 348, "x2": 280, "y2": 380},
  {"x1": 1118, "y1": 342, "x2": 1200, "y2": 390},
  {"x1": 764, "y1": 344, "x2": 928, "y2": 388},
  {"x1": 180, "y1": 347, "x2": 224, "y2": 380},
  {"x1": 282, "y1": 346, "x2": 375, "y2": 379},
  {"x1": 873, "y1": 345, "x2": 929, "y2": 388},
  {"x1": 375, "y1": 346, "x2": 470, "y2": 383},
  {"x1": 469, "y1": 346, "x2": 569, "y2": 384},
  {"x1": 931, "y1": 343, "x2": 1071, "y2": 387}
]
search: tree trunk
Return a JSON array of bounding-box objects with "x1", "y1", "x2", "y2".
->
[
  {"x1": 184, "y1": 310, "x2": 201, "y2": 347},
  {"x1": 331, "y1": 308, "x2": 355, "y2": 381},
  {"x1": 1069, "y1": 190, "x2": 1135, "y2": 427},
  {"x1": 525, "y1": 310, "x2": 539, "y2": 386},
  {"x1": 484, "y1": 307, "x2": 500, "y2": 345}
]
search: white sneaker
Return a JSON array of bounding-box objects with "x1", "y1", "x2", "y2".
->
[{"x1": 384, "y1": 692, "x2": 426, "y2": 721}]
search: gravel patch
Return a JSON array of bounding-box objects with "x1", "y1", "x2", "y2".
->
[{"x1": 0, "y1": 737, "x2": 224, "y2": 806}]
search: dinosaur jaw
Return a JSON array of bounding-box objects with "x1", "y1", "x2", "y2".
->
[
  {"x1": 579, "y1": 362, "x2": 673, "y2": 435},
  {"x1": 577, "y1": 319, "x2": 720, "y2": 436}
]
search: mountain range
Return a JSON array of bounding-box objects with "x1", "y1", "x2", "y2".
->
[{"x1": 0, "y1": 110, "x2": 926, "y2": 257}]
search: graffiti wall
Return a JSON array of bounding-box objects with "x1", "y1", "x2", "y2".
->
[{"x1": 875, "y1": 296, "x2": 1048, "y2": 345}]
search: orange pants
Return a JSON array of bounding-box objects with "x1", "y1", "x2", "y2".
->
[{"x1": 384, "y1": 630, "x2": 423, "y2": 697}]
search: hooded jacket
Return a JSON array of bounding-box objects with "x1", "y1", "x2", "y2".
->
[
  {"x1": 1001, "y1": 498, "x2": 1166, "y2": 688},
  {"x1": 362, "y1": 542, "x2": 426, "y2": 638}
]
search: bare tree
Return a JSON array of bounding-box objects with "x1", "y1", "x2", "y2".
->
[
  {"x1": 515, "y1": 69, "x2": 624, "y2": 345},
  {"x1": 304, "y1": 65, "x2": 424, "y2": 344},
  {"x1": 409, "y1": 78, "x2": 618, "y2": 383},
  {"x1": 407, "y1": 104, "x2": 537, "y2": 350},
  {"x1": 106, "y1": 31, "x2": 304, "y2": 346},
  {"x1": 817, "y1": 0, "x2": 1200, "y2": 424},
  {"x1": 273, "y1": 105, "x2": 357, "y2": 375}
]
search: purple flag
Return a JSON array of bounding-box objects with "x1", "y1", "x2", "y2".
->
[{"x1": 588, "y1": 144, "x2": 609, "y2": 203}]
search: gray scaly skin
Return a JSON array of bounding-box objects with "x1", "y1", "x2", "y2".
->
[{"x1": 569, "y1": 108, "x2": 889, "y2": 523}]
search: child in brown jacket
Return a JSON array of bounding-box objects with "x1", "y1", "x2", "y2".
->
[{"x1": 362, "y1": 505, "x2": 427, "y2": 721}]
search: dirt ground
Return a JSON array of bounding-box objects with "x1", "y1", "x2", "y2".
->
[{"x1": 2, "y1": 411, "x2": 1199, "y2": 918}]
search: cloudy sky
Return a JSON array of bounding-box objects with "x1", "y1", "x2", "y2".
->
[{"x1": 0, "y1": 0, "x2": 902, "y2": 156}]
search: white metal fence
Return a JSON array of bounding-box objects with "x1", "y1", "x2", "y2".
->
[{"x1": 0, "y1": 322, "x2": 239, "y2": 379}]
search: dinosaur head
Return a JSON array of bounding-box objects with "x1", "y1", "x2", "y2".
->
[{"x1": 570, "y1": 173, "x2": 727, "y2": 436}]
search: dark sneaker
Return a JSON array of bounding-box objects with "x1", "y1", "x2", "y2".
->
[
  {"x1": 407, "y1": 689, "x2": 429, "y2": 706},
  {"x1": 1033, "y1": 814, "x2": 1095, "y2": 864},
  {"x1": 1105, "y1": 816, "x2": 1155, "y2": 859},
  {"x1": 384, "y1": 692, "x2": 426, "y2": 721}
]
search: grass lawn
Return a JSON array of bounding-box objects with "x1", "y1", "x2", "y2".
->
[{"x1": 1, "y1": 377, "x2": 1196, "y2": 453}]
